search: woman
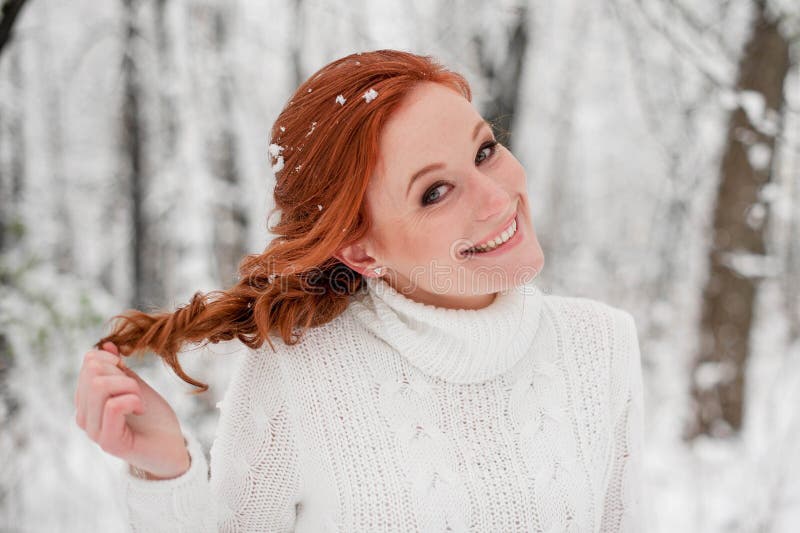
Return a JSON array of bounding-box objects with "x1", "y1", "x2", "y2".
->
[{"x1": 74, "y1": 49, "x2": 644, "y2": 532}]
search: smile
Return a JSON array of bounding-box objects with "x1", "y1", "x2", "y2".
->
[{"x1": 461, "y1": 214, "x2": 519, "y2": 256}]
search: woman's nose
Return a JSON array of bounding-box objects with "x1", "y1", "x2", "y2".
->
[{"x1": 469, "y1": 171, "x2": 510, "y2": 222}]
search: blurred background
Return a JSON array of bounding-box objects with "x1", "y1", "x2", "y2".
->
[{"x1": 1, "y1": 0, "x2": 799, "y2": 531}]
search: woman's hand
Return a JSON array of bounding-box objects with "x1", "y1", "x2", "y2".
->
[{"x1": 74, "y1": 341, "x2": 190, "y2": 479}]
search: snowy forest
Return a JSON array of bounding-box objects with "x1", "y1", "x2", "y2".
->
[{"x1": 1, "y1": 0, "x2": 799, "y2": 531}]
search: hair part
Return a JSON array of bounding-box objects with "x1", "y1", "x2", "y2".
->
[{"x1": 95, "y1": 49, "x2": 472, "y2": 393}]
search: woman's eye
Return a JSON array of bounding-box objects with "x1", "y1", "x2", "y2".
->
[
  {"x1": 422, "y1": 182, "x2": 451, "y2": 206},
  {"x1": 476, "y1": 140, "x2": 498, "y2": 164},
  {"x1": 420, "y1": 139, "x2": 499, "y2": 207}
]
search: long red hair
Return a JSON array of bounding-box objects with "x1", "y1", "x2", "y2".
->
[{"x1": 95, "y1": 49, "x2": 472, "y2": 393}]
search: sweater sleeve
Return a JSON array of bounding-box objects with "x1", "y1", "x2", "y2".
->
[
  {"x1": 599, "y1": 310, "x2": 646, "y2": 533},
  {"x1": 121, "y1": 345, "x2": 303, "y2": 532}
]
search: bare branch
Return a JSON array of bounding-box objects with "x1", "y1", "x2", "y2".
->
[
  {"x1": 661, "y1": 0, "x2": 739, "y2": 63},
  {"x1": 630, "y1": 0, "x2": 735, "y2": 90}
]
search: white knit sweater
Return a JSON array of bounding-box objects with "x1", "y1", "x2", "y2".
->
[{"x1": 121, "y1": 277, "x2": 645, "y2": 532}]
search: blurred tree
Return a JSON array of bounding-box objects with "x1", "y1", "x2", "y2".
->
[
  {"x1": 472, "y1": 3, "x2": 529, "y2": 152},
  {"x1": 0, "y1": 0, "x2": 28, "y2": 518},
  {"x1": 686, "y1": 0, "x2": 792, "y2": 440},
  {"x1": 205, "y1": 4, "x2": 249, "y2": 287},
  {"x1": 121, "y1": 0, "x2": 149, "y2": 310},
  {"x1": 147, "y1": 0, "x2": 179, "y2": 304},
  {"x1": 610, "y1": 0, "x2": 739, "y2": 329},
  {"x1": 0, "y1": 85, "x2": 22, "y2": 522},
  {"x1": 0, "y1": 0, "x2": 27, "y2": 55},
  {"x1": 535, "y1": 1, "x2": 590, "y2": 288},
  {"x1": 290, "y1": 0, "x2": 305, "y2": 88},
  {"x1": 0, "y1": 0, "x2": 27, "y2": 252},
  {"x1": 0, "y1": 4, "x2": 28, "y2": 523},
  {"x1": 0, "y1": 5, "x2": 26, "y2": 514}
]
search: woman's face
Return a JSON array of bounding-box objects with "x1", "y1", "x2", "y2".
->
[{"x1": 336, "y1": 81, "x2": 545, "y2": 309}]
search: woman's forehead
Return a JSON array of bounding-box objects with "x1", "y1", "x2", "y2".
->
[
  {"x1": 373, "y1": 88, "x2": 481, "y2": 188},
  {"x1": 384, "y1": 83, "x2": 477, "y2": 137}
]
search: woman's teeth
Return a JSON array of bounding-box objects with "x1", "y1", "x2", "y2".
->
[{"x1": 464, "y1": 218, "x2": 517, "y2": 254}]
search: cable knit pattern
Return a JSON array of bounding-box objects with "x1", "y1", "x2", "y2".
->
[
  {"x1": 121, "y1": 278, "x2": 645, "y2": 532},
  {"x1": 123, "y1": 336, "x2": 302, "y2": 533}
]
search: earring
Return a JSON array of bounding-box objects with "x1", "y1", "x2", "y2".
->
[{"x1": 372, "y1": 266, "x2": 384, "y2": 276}]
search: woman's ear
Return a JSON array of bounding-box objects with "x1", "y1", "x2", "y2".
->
[{"x1": 334, "y1": 240, "x2": 381, "y2": 277}]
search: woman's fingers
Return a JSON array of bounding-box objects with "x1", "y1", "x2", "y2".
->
[
  {"x1": 75, "y1": 350, "x2": 123, "y2": 428},
  {"x1": 101, "y1": 342, "x2": 128, "y2": 370},
  {"x1": 84, "y1": 374, "x2": 142, "y2": 440},
  {"x1": 97, "y1": 392, "x2": 143, "y2": 456},
  {"x1": 101, "y1": 341, "x2": 120, "y2": 356}
]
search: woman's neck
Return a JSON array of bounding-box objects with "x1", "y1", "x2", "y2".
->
[{"x1": 378, "y1": 277, "x2": 499, "y2": 310}]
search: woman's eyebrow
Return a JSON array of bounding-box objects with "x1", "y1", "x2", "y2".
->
[
  {"x1": 406, "y1": 162, "x2": 444, "y2": 198},
  {"x1": 405, "y1": 119, "x2": 491, "y2": 199},
  {"x1": 472, "y1": 118, "x2": 491, "y2": 141}
]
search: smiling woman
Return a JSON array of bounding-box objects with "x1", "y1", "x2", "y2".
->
[
  {"x1": 335, "y1": 80, "x2": 545, "y2": 309},
  {"x1": 75, "y1": 49, "x2": 644, "y2": 533}
]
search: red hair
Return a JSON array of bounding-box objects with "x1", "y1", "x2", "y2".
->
[{"x1": 95, "y1": 49, "x2": 472, "y2": 393}]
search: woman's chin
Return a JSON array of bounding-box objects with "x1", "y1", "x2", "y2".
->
[{"x1": 514, "y1": 245, "x2": 545, "y2": 284}]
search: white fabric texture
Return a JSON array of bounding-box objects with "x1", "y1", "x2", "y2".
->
[{"x1": 121, "y1": 276, "x2": 645, "y2": 532}]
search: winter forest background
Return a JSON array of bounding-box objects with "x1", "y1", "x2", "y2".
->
[{"x1": 1, "y1": 0, "x2": 799, "y2": 531}]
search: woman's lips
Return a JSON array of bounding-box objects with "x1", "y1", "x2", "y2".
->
[{"x1": 461, "y1": 214, "x2": 521, "y2": 257}]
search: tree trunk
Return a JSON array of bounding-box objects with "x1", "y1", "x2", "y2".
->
[
  {"x1": 536, "y1": 2, "x2": 590, "y2": 289},
  {"x1": 290, "y1": 0, "x2": 305, "y2": 89},
  {"x1": 121, "y1": 0, "x2": 147, "y2": 310},
  {"x1": 685, "y1": 2, "x2": 791, "y2": 440},
  {"x1": 472, "y1": 3, "x2": 529, "y2": 152},
  {"x1": 0, "y1": 0, "x2": 28, "y2": 56},
  {"x1": 208, "y1": 6, "x2": 248, "y2": 287},
  {"x1": 39, "y1": 6, "x2": 73, "y2": 274},
  {"x1": 0, "y1": 45, "x2": 24, "y2": 517}
]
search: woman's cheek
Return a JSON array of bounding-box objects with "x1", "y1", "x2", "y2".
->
[
  {"x1": 505, "y1": 160, "x2": 525, "y2": 186},
  {"x1": 500, "y1": 151, "x2": 526, "y2": 184}
]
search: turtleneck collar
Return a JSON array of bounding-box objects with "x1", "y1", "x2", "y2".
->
[{"x1": 346, "y1": 276, "x2": 545, "y2": 384}]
